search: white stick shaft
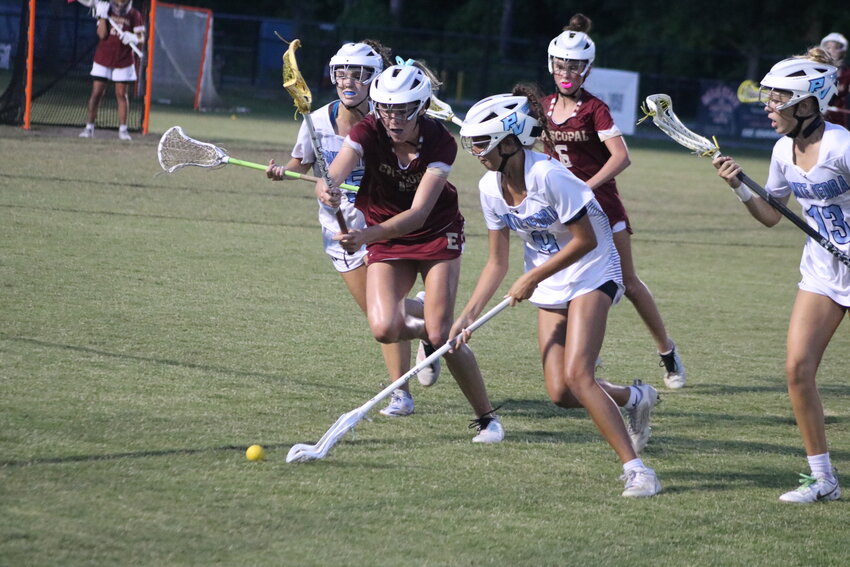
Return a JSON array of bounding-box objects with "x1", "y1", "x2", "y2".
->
[
  {"x1": 287, "y1": 298, "x2": 513, "y2": 462},
  {"x1": 107, "y1": 16, "x2": 143, "y2": 57},
  {"x1": 349, "y1": 298, "x2": 512, "y2": 417}
]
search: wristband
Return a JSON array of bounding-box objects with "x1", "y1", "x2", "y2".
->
[{"x1": 730, "y1": 183, "x2": 753, "y2": 202}]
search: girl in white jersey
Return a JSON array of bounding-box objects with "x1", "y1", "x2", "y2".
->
[
  {"x1": 267, "y1": 42, "x2": 431, "y2": 417},
  {"x1": 452, "y1": 88, "x2": 662, "y2": 497},
  {"x1": 715, "y1": 48, "x2": 847, "y2": 503}
]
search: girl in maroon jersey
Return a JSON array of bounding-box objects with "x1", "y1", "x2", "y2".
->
[
  {"x1": 79, "y1": 0, "x2": 145, "y2": 141},
  {"x1": 315, "y1": 61, "x2": 504, "y2": 442},
  {"x1": 543, "y1": 14, "x2": 686, "y2": 389}
]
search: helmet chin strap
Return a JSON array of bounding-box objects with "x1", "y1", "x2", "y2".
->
[
  {"x1": 497, "y1": 145, "x2": 521, "y2": 173},
  {"x1": 786, "y1": 104, "x2": 822, "y2": 139}
]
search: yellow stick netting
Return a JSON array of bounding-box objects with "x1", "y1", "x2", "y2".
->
[{"x1": 281, "y1": 38, "x2": 313, "y2": 115}]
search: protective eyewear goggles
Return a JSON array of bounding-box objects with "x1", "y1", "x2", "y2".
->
[
  {"x1": 461, "y1": 134, "x2": 507, "y2": 157},
  {"x1": 551, "y1": 58, "x2": 589, "y2": 78},
  {"x1": 375, "y1": 101, "x2": 422, "y2": 122},
  {"x1": 757, "y1": 87, "x2": 794, "y2": 111},
  {"x1": 331, "y1": 65, "x2": 375, "y2": 86}
]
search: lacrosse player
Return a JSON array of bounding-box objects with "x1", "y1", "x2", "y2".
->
[
  {"x1": 452, "y1": 88, "x2": 661, "y2": 496},
  {"x1": 714, "y1": 49, "x2": 848, "y2": 503},
  {"x1": 267, "y1": 42, "x2": 437, "y2": 418},
  {"x1": 820, "y1": 33, "x2": 850, "y2": 128},
  {"x1": 543, "y1": 14, "x2": 686, "y2": 389},
  {"x1": 315, "y1": 60, "x2": 504, "y2": 442},
  {"x1": 79, "y1": 0, "x2": 144, "y2": 141}
]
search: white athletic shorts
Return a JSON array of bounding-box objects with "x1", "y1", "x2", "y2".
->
[
  {"x1": 90, "y1": 62, "x2": 137, "y2": 82},
  {"x1": 322, "y1": 226, "x2": 367, "y2": 273}
]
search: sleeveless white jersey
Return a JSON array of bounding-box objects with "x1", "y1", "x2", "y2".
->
[
  {"x1": 478, "y1": 149, "x2": 623, "y2": 308},
  {"x1": 765, "y1": 122, "x2": 850, "y2": 306},
  {"x1": 291, "y1": 101, "x2": 367, "y2": 271}
]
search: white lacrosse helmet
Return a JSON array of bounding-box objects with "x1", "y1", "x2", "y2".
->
[
  {"x1": 109, "y1": 0, "x2": 132, "y2": 16},
  {"x1": 459, "y1": 94, "x2": 541, "y2": 156},
  {"x1": 370, "y1": 64, "x2": 432, "y2": 119},
  {"x1": 547, "y1": 30, "x2": 595, "y2": 74},
  {"x1": 328, "y1": 43, "x2": 383, "y2": 85},
  {"x1": 821, "y1": 32, "x2": 848, "y2": 52},
  {"x1": 760, "y1": 57, "x2": 838, "y2": 113}
]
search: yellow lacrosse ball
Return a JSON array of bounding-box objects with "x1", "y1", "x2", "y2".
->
[{"x1": 246, "y1": 444, "x2": 266, "y2": 462}]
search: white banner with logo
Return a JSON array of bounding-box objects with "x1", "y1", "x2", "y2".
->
[{"x1": 583, "y1": 68, "x2": 640, "y2": 135}]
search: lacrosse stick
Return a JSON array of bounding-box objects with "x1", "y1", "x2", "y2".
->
[
  {"x1": 286, "y1": 297, "x2": 513, "y2": 463},
  {"x1": 736, "y1": 79, "x2": 760, "y2": 104},
  {"x1": 157, "y1": 126, "x2": 359, "y2": 190},
  {"x1": 281, "y1": 38, "x2": 349, "y2": 233},
  {"x1": 640, "y1": 94, "x2": 850, "y2": 268},
  {"x1": 426, "y1": 93, "x2": 464, "y2": 126},
  {"x1": 70, "y1": 0, "x2": 143, "y2": 57}
]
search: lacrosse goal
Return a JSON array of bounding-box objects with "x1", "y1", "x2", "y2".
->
[{"x1": 0, "y1": 0, "x2": 222, "y2": 133}]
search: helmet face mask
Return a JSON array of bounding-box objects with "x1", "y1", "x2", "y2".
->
[
  {"x1": 759, "y1": 57, "x2": 838, "y2": 114},
  {"x1": 460, "y1": 94, "x2": 541, "y2": 157},
  {"x1": 550, "y1": 57, "x2": 590, "y2": 79},
  {"x1": 547, "y1": 31, "x2": 595, "y2": 74},
  {"x1": 328, "y1": 43, "x2": 383, "y2": 87},
  {"x1": 369, "y1": 64, "x2": 432, "y2": 122},
  {"x1": 110, "y1": 0, "x2": 132, "y2": 16},
  {"x1": 374, "y1": 101, "x2": 423, "y2": 122},
  {"x1": 331, "y1": 65, "x2": 376, "y2": 87}
]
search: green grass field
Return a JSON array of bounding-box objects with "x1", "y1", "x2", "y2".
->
[{"x1": 1, "y1": 107, "x2": 848, "y2": 566}]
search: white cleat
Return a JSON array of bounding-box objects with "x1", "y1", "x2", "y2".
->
[
  {"x1": 779, "y1": 472, "x2": 840, "y2": 503},
  {"x1": 625, "y1": 380, "x2": 658, "y2": 453},
  {"x1": 378, "y1": 389, "x2": 414, "y2": 417},
  {"x1": 118, "y1": 129, "x2": 132, "y2": 141},
  {"x1": 413, "y1": 291, "x2": 441, "y2": 387},
  {"x1": 659, "y1": 342, "x2": 686, "y2": 389},
  {"x1": 621, "y1": 467, "x2": 662, "y2": 498},
  {"x1": 79, "y1": 127, "x2": 94, "y2": 138},
  {"x1": 471, "y1": 413, "x2": 504, "y2": 443}
]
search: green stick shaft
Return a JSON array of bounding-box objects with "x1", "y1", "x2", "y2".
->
[{"x1": 224, "y1": 157, "x2": 358, "y2": 192}]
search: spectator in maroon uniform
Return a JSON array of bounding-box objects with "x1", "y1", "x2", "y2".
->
[
  {"x1": 542, "y1": 13, "x2": 687, "y2": 389},
  {"x1": 821, "y1": 33, "x2": 850, "y2": 129},
  {"x1": 79, "y1": 0, "x2": 145, "y2": 141},
  {"x1": 315, "y1": 60, "x2": 505, "y2": 443}
]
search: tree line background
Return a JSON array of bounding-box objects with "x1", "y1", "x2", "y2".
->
[{"x1": 175, "y1": 0, "x2": 850, "y2": 83}]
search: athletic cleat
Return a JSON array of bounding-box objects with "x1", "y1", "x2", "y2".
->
[
  {"x1": 659, "y1": 343, "x2": 686, "y2": 389},
  {"x1": 118, "y1": 130, "x2": 132, "y2": 141},
  {"x1": 79, "y1": 127, "x2": 94, "y2": 138},
  {"x1": 779, "y1": 472, "x2": 840, "y2": 503},
  {"x1": 470, "y1": 411, "x2": 504, "y2": 443},
  {"x1": 379, "y1": 389, "x2": 414, "y2": 417},
  {"x1": 413, "y1": 291, "x2": 441, "y2": 387},
  {"x1": 625, "y1": 380, "x2": 658, "y2": 453},
  {"x1": 416, "y1": 340, "x2": 441, "y2": 387},
  {"x1": 621, "y1": 467, "x2": 662, "y2": 497}
]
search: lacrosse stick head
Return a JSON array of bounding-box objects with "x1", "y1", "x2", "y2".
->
[
  {"x1": 639, "y1": 94, "x2": 720, "y2": 158},
  {"x1": 157, "y1": 126, "x2": 228, "y2": 173},
  {"x1": 737, "y1": 80, "x2": 760, "y2": 104},
  {"x1": 281, "y1": 38, "x2": 313, "y2": 115},
  {"x1": 425, "y1": 93, "x2": 457, "y2": 123},
  {"x1": 286, "y1": 408, "x2": 365, "y2": 463}
]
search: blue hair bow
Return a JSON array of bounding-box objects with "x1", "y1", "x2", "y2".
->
[{"x1": 395, "y1": 56, "x2": 416, "y2": 66}]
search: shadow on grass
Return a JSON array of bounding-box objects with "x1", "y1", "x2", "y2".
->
[
  {"x1": 0, "y1": 171, "x2": 320, "y2": 200},
  {"x1": 4, "y1": 335, "x2": 367, "y2": 395},
  {"x1": 0, "y1": 442, "x2": 293, "y2": 468},
  {"x1": 0, "y1": 202, "x2": 318, "y2": 230}
]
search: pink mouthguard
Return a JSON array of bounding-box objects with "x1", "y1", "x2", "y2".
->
[{"x1": 560, "y1": 81, "x2": 573, "y2": 89}]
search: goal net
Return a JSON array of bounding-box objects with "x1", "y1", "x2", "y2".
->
[
  {"x1": 0, "y1": 0, "x2": 222, "y2": 132},
  {"x1": 151, "y1": 3, "x2": 221, "y2": 110},
  {"x1": 0, "y1": 0, "x2": 148, "y2": 131}
]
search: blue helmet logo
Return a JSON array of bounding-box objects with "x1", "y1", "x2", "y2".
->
[{"x1": 501, "y1": 111, "x2": 525, "y2": 135}]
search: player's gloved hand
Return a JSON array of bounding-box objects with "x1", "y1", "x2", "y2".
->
[
  {"x1": 94, "y1": 1, "x2": 110, "y2": 19},
  {"x1": 120, "y1": 31, "x2": 139, "y2": 46}
]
